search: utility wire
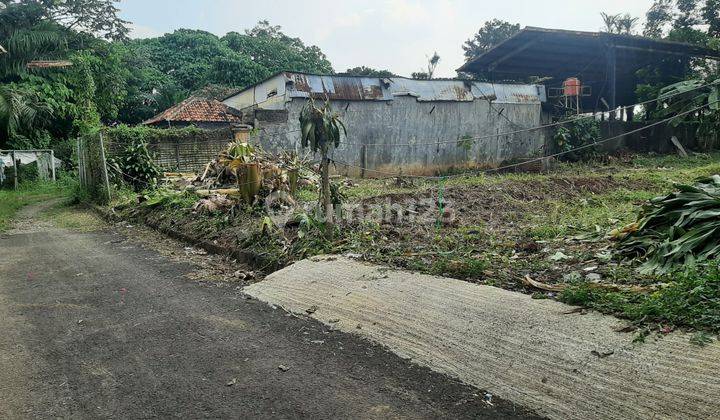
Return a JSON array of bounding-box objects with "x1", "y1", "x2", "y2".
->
[
  {"x1": 328, "y1": 98, "x2": 720, "y2": 180},
  {"x1": 106, "y1": 84, "x2": 718, "y2": 187},
  {"x1": 336, "y1": 80, "x2": 719, "y2": 147},
  {"x1": 212, "y1": 79, "x2": 717, "y2": 149}
]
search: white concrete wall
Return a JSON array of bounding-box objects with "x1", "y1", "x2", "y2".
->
[
  {"x1": 223, "y1": 74, "x2": 287, "y2": 111},
  {"x1": 250, "y1": 96, "x2": 547, "y2": 176}
]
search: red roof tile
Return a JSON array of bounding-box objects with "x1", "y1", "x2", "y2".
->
[{"x1": 143, "y1": 97, "x2": 243, "y2": 126}]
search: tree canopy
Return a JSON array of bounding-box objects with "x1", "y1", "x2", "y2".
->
[
  {"x1": 0, "y1": 5, "x2": 335, "y2": 151},
  {"x1": 1, "y1": 0, "x2": 129, "y2": 40},
  {"x1": 339, "y1": 66, "x2": 396, "y2": 78},
  {"x1": 117, "y1": 22, "x2": 333, "y2": 123},
  {"x1": 462, "y1": 19, "x2": 520, "y2": 62}
]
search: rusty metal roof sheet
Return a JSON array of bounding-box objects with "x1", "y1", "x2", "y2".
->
[
  {"x1": 390, "y1": 79, "x2": 544, "y2": 103},
  {"x1": 280, "y1": 72, "x2": 543, "y2": 104},
  {"x1": 286, "y1": 73, "x2": 393, "y2": 101}
]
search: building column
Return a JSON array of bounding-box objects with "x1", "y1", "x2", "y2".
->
[{"x1": 607, "y1": 44, "x2": 617, "y2": 120}]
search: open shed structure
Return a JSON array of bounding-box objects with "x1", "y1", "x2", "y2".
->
[{"x1": 459, "y1": 27, "x2": 720, "y2": 113}]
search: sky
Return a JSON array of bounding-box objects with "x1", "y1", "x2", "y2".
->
[{"x1": 118, "y1": 0, "x2": 656, "y2": 78}]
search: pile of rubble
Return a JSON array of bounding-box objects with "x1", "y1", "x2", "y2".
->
[{"x1": 162, "y1": 141, "x2": 317, "y2": 211}]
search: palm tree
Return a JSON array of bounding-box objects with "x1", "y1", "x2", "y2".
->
[
  {"x1": 0, "y1": 3, "x2": 65, "y2": 147},
  {"x1": 0, "y1": 84, "x2": 52, "y2": 146},
  {"x1": 601, "y1": 12, "x2": 639, "y2": 34},
  {"x1": 601, "y1": 12, "x2": 620, "y2": 33},
  {"x1": 1, "y1": 21, "x2": 66, "y2": 78}
]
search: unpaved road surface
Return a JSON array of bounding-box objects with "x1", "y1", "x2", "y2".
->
[
  {"x1": 0, "y1": 202, "x2": 538, "y2": 419},
  {"x1": 247, "y1": 256, "x2": 720, "y2": 420}
]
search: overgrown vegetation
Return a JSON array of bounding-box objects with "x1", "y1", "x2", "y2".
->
[
  {"x1": 0, "y1": 178, "x2": 73, "y2": 231},
  {"x1": 560, "y1": 265, "x2": 720, "y2": 336},
  {"x1": 0, "y1": 1, "x2": 333, "y2": 157},
  {"x1": 104, "y1": 124, "x2": 210, "y2": 145},
  {"x1": 553, "y1": 117, "x2": 601, "y2": 161},
  {"x1": 109, "y1": 153, "x2": 720, "y2": 338},
  {"x1": 654, "y1": 79, "x2": 720, "y2": 141},
  {"x1": 106, "y1": 136, "x2": 160, "y2": 192}
]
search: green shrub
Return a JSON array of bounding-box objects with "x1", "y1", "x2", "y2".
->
[
  {"x1": 560, "y1": 265, "x2": 720, "y2": 334},
  {"x1": 553, "y1": 117, "x2": 601, "y2": 161},
  {"x1": 107, "y1": 138, "x2": 161, "y2": 192},
  {"x1": 105, "y1": 125, "x2": 210, "y2": 146}
]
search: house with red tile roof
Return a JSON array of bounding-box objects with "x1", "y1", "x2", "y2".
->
[{"x1": 143, "y1": 96, "x2": 244, "y2": 129}]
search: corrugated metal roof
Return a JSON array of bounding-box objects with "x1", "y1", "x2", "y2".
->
[
  {"x1": 281, "y1": 72, "x2": 544, "y2": 104},
  {"x1": 286, "y1": 73, "x2": 393, "y2": 101},
  {"x1": 390, "y1": 79, "x2": 544, "y2": 103}
]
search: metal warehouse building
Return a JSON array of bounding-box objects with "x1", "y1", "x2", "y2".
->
[{"x1": 223, "y1": 71, "x2": 549, "y2": 176}]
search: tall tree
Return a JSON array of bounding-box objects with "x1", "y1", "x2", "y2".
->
[
  {"x1": 644, "y1": 0, "x2": 674, "y2": 37},
  {"x1": 674, "y1": 0, "x2": 701, "y2": 30},
  {"x1": 0, "y1": 1, "x2": 66, "y2": 78},
  {"x1": 0, "y1": 0, "x2": 64, "y2": 148},
  {"x1": 1, "y1": 0, "x2": 129, "y2": 40},
  {"x1": 636, "y1": 0, "x2": 719, "y2": 118},
  {"x1": 118, "y1": 21, "x2": 334, "y2": 123},
  {"x1": 222, "y1": 21, "x2": 332, "y2": 76},
  {"x1": 702, "y1": 0, "x2": 720, "y2": 37},
  {"x1": 601, "y1": 12, "x2": 639, "y2": 34},
  {"x1": 462, "y1": 20, "x2": 520, "y2": 62},
  {"x1": 339, "y1": 66, "x2": 396, "y2": 78},
  {"x1": 666, "y1": 0, "x2": 708, "y2": 46},
  {"x1": 132, "y1": 29, "x2": 233, "y2": 92}
]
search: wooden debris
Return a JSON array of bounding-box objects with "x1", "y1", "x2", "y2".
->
[
  {"x1": 670, "y1": 136, "x2": 688, "y2": 158},
  {"x1": 522, "y1": 275, "x2": 566, "y2": 292},
  {"x1": 26, "y1": 60, "x2": 73, "y2": 69},
  {"x1": 195, "y1": 188, "x2": 242, "y2": 197}
]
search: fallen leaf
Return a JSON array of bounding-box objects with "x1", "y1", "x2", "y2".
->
[{"x1": 549, "y1": 251, "x2": 571, "y2": 261}]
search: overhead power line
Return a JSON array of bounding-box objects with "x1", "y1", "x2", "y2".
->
[
  {"x1": 328, "y1": 98, "x2": 720, "y2": 180},
  {"x1": 249, "y1": 79, "x2": 718, "y2": 149}
]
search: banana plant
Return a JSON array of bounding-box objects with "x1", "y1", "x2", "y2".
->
[
  {"x1": 617, "y1": 175, "x2": 720, "y2": 274},
  {"x1": 225, "y1": 140, "x2": 256, "y2": 162},
  {"x1": 655, "y1": 78, "x2": 720, "y2": 141},
  {"x1": 299, "y1": 98, "x2": 346, "y2": 154},
  {"x1": 299, "y1": 98, "x2": 346, "y2": 226}
]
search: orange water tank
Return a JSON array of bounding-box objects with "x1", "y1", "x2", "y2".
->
[{"x1": 563, "y1": 78, "x2": 581, "y2": 96}]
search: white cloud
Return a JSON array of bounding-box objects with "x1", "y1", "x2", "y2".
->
[
  {"x1": 315, "y1": 8, "x2": 377, "y2": 41},
  {"x1": 129, "y1": 23, "x2": 164, "y2": 39},
  {"x1": 383, "y1": 0, "x2": 433, "y2": 23}
]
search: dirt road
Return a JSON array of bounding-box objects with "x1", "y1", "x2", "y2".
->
[{"x1": 0, "y1": 202, "x2": 537, "y2": 419}]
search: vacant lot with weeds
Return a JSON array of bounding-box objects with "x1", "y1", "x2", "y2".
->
[{"x1": 111, "y1": 152, "x2": 720, "y2": 338}]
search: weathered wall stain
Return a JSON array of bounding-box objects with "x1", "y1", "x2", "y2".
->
[{"x1": 252, "y1": 97, "x2": 547, "y2": 177}]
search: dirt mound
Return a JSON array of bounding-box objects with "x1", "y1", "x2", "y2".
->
[{"x1": 359, "y1": 175, "x2": 642, "y2": 230}]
